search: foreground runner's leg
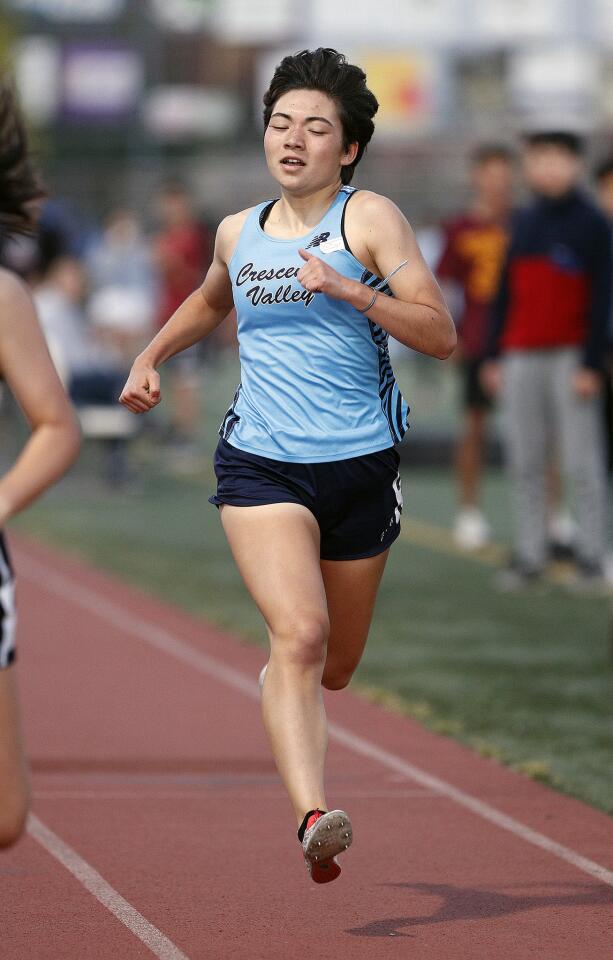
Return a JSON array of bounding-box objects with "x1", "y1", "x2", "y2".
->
[
  {"x1": 258, "y1": 551, "x2": 388, "y2": 691},
  {"x1": 220, "y1": 502, "x2": 352, "y2": 881},
  {"x1": 220, "y1": 502, "x2": 331, "y2": 818},
  {"x1": 0, "y1": 667, "x2": 30, "y2": 847},
  {"x1": 320, "y1": 551, "x2": 389, "y2": 691}
]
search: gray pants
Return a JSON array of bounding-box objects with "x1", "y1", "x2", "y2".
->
[{"x1": 502, "y1": 348, "x2": 607, "y2": 569}]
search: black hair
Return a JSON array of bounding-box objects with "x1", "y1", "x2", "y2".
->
[
  {"x1": 262, "y1": 48, "x2": 379, "y2": 185},
  {"x1": 0, "y1": 81, "x2": 45, "y2": 235},
  {"x1": 470, "y1": 143, "x2": 515, "y2": 166},
  {"x1": 594, "y1": 157, "x2": 613, "y2": 183},
  {"x1": 522, "y1": 131, "x2": 585, "y2": 156}
]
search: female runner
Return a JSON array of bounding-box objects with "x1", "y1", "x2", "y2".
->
[
  {"x1": 120, "y1": 48, "x2": 455, "y2": 883},
  {"x1": 0, "y1": 82, "x2": 81, "y2": 846}
]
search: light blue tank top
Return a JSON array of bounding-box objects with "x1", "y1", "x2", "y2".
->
[{"x1": 220, "y1": 185, "x2": 410, "y2": 462}]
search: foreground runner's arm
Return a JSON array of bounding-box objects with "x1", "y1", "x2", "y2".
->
[
  {"x1": 297, "y1": 191, "x2": 456, "y2": 360},
  {"x1": 120, "y1": 213, "x2": 241, "y2": 415},
  {"x1": 0, "y1": 270, "x2": 81, "y2": 524}
]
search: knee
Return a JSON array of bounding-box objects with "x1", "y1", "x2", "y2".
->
[
  {"x1": 0, "y1": 794, "x2": 29, "y2": 849},
  {"x1": 321, "y1": 670, "x2": 352, "y2": 691},
  {"x1": 271, "y1": 615, "x2": 329, "y2": 670}
]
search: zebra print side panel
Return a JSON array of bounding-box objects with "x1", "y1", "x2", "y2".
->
[{"x1": 219, "y1": 383, "x2": 242, "y2": 440}]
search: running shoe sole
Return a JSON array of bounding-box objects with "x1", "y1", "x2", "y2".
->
[{"x1": 302, "y1": 810, "x2": 352, "y2": 884}]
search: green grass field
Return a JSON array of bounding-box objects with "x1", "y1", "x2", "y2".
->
[{"x1": 10, "y1": 355, "x2": 613, "y2": 814}]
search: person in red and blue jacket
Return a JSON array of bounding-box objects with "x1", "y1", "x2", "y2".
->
[
  {"x1": 482, "y1": 131, "x2": 611, "y2": 588},
  {"x1": 593, "y1": 157, "x2": 613, "y2": 473}
]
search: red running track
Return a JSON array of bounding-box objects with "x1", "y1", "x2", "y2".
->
[{"x1": 2, "y1": 534, "x2": 612, "y2": 959}]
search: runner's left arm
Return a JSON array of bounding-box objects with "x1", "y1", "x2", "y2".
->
[{"x1": 297, "y1": 193, "x2": 456, "y2": 359}]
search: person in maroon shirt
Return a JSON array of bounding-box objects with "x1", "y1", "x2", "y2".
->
[
  {"x1": 152, "y1": 182, "x2": 211, "y2": 455},
  {"x1": 436, "y1": 145, "x2": 514, "y2": 549}
]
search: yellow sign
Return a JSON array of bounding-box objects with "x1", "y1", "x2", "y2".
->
[{"x1": 360, "y1": 53, "x2": 438, "y2": 137}]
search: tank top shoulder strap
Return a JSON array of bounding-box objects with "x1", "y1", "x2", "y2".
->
[
  {"x1": 234, "y1": 201, "x2": 274, "y2": 240},
  {"x1": 339, "y1": 186, "x2": 359, "y2": 250},
  {"x1": 236, "y1": 187, "x2": 357, "y2": 252},
  {"x1": 229, "y1": 200, "x2": 274, "y2": 267},
  {"x1": 257, "y1": 198, "x2": 277, "y2": 231},
  {"x1": 319, "y1": 185, "x2": 357, "y2": 235},
  {"x1": 300, "y1": 185, "x2": 357, "y2": 252}
]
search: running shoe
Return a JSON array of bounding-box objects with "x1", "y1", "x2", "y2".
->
[
  {"x1": 548, "y1": 510, "x2": 577, "y2": 562},
  {"x1": 453, "y1": 508, "x2": 490, "y2": 551},
  {"x1": 299, "y1": 809, "x2": 352, "y2": 884},
  {"x1": 565, "y1": 559, "x2": 607, "y2": 594},
  {"x1": 494, "y1": 560, "x2": 543, "y2": 592}
]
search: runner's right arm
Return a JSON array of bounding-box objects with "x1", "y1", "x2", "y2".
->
[{"x1": 120, "y1": 213, "x2": 244, "y2": 415}]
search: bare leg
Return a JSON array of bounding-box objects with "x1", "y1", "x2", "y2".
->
[
  {"x1": 220, "y1": 502, "x2": 329, "y2": 824},
  {"x1": 0, "y1": 667, "x2": 30, "y2": 847},
  {"x1": 455, "y1": 407, "x2": 487, "y2": 508},
  {"x1": 321, "y1": 551, "x2": 389, "y2": 691}
]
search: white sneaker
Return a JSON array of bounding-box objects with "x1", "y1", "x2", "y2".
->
[
  {"x1": 301, "y1": 809, "x2": 352, "y2": 884},
  {"x1": 548, "y1": 510, "x2": 577, "y2": 548},
  {"x1": 548, "y1": 510, "x2": 577, "y2": 561},
  {"x1": 453, "y1": 508, "x2": 490, "y2": 550}
]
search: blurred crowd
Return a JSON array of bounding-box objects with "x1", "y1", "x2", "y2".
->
[
  {"x1": 0, "y1": 180, "x2": 231, "y2": 480},
  {"x1": 1, "y1": 136, "x2": 611, "y2": 587},
  {"x1": 429, "y1": 132, "x2": 613, "y2": 589}
]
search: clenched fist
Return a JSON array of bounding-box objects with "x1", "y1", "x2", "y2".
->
[
  {"x1": 119, "y1": 360, "x2": 161, "y2": 414},
  {"x1": 297, "y1": 248, "x2": 349, "y2": 301}
]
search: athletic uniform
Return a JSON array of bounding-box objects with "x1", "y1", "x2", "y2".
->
[
  {"x1": 0, "y1": 533, "x2": 16, "y2": 669},
  {"x1": 436, "y1": 212, "x2": 509, "y2": 409},
  {"x1": 209, "y1": 186, "x2": 408, "y2": 560}
]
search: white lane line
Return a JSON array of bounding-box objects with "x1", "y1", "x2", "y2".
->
[
  {"x1": 327, "y1": 727, "x2": 613, "y2": 887},
  {"x1": 27, "y1": 814, "x2": 189, "y2": 960},
  {"x1": 19, "y1": 555, "x2": 613, "y2": 889}
]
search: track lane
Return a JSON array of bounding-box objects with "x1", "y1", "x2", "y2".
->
[{"x1": 3, "y1": 534, "x2": 612, "y2": 959}]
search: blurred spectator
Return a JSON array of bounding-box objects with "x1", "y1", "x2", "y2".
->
[
  {"x1": 87, "y1": 207, "x2": 156, "y2": 305},
  {"x1": 88, "y1": 285, "x2": 154, "y2": 369},
  {"x1": 152, "y1": 181, "x2": 212, "y2": 455},
  {"x1": 34, "y1": 256, "x2": 126, "y2": 403},
  {"x1": 436, "y1": 144, "x2": 514, "y2": 549},
  {"x1": 593, "y1": 157, "x2": 613, "y2": 471},
  {"x1": 415, "y1": 216, "x2": 444, "y2": 272},
  {"x1": 35, "y1": 257, "x2": 137, "y2": 485},
  {"x1": 0, "y1": 196, "x2": 83, "y2": 282},
  {"x1": 483, "y1": 132, "x2": 611, "y2": 588},
  {"x1": 594, "y1": 158, "x2": 613, "y2": 222}
]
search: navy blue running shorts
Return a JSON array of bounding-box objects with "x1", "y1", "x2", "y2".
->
[
  {"x1": 208, "y1": 438, "x2": 403, "y2": 561},
  {"x1": 462, "y1": 359, "x2": 492, "y2": 411}
]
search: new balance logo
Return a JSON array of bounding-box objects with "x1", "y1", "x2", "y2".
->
[
  {"x1": 305, "y1": 232, "x2": 331, "y2": 249},
  {"x1": 380, "y1": 474, "x2": 403, "y2": 540}
]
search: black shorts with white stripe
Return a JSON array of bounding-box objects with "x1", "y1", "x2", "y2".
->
[
  {"x1": 209, "y1": 439, "x2": 403, "y2": 561},
  {"x1": 0, "y1": 533, "x2": 16, "y2": 669}
]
